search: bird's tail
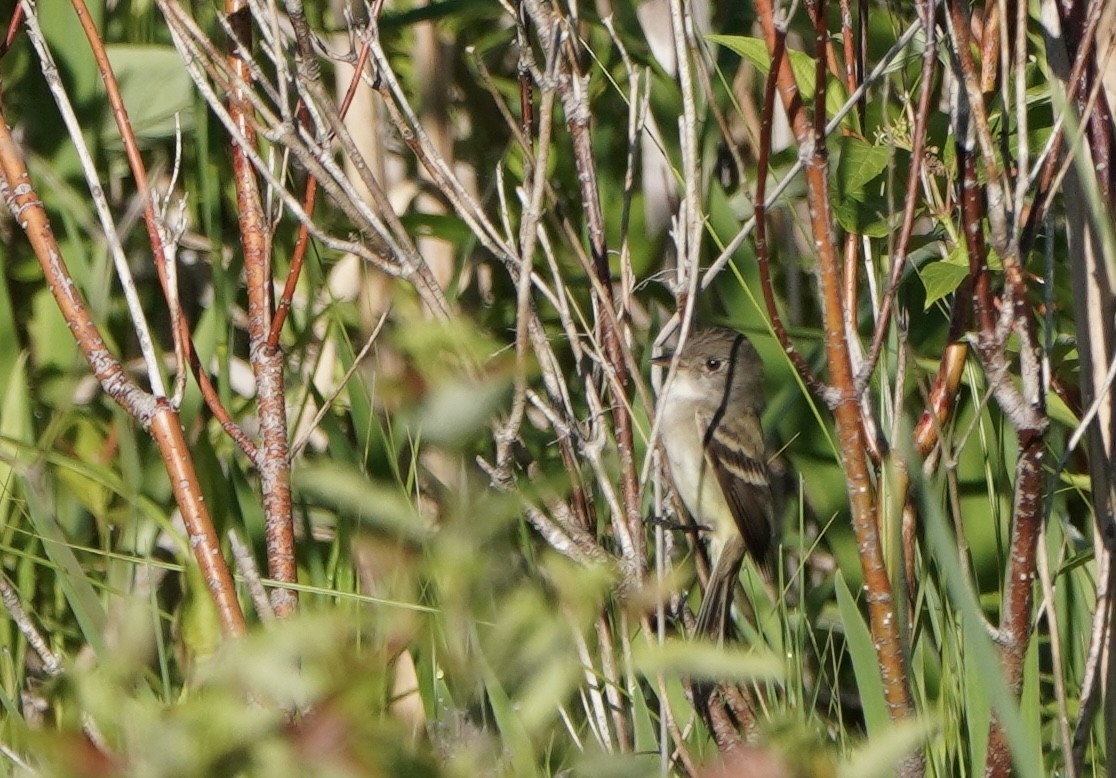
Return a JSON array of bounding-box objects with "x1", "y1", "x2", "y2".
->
[{"x1": 694, "y1": 534, "x2": 747, "y2": 639}]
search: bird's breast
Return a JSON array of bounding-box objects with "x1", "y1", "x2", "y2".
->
[{"x1": 660, "y1": 406, "x2": 737, "y2": 550}]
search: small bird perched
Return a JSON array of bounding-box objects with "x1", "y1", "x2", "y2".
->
[{"x1": 653, "y1": 327, "x2": 775, "y2": 638}]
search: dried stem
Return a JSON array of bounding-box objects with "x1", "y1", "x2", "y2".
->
[
  {"x1": 0, "y1": 572, "x2": 62, "y2": 676},
  {"x1": 753, "y1": 29, "x2": 833, "y2": 405}
]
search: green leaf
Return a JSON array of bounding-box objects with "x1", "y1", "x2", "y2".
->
[
  {"x1": 630, "y1": 672, "x2": 659, "y2": 756},
  {"x1": 1045, "y1": 386, "x2": 1078, "y2": 430},
  {"x1": 178, "y1": 560, "x2": 223, "y2": 663},
  {"x1": 919, "y1": 258, "x2": 970, "y2": 310},
  {"x1": 0, "y1": 354, "x2": 31, "y2": 535},
  {"x1": 834, "y1": 571, "x2": 889, "y2": 736},
  {"x1": 835, "y1": 137, "x2": 891, "y2": 201},
  {"x1": 0, "y1": 260, "x2": 20, "y2": 403},
  {"x1": 920, "y1": 477, "x2": 1045, "y2": 778},
  {"x1": 1020, "y1": 631, "x2": 1042, "y2": 769},
  {"x1": 480, "y1": 656, "x2": 540, "y2": 778},
  {"x1": 707, "y1": 35, "x2": 819, "y2": 101},
  {"x1": 21, "y1": 472, "x2": 108, "y2": 653},
  {"x1": 840, "y1": 717, "x2": 936, "y2": 778},
  {"x1": 103, "y1": 46, "x2": 195, "y2": 141},
  {"x1": 832, "y1": 197, "x2": 893, "y2": 238},
  {"x1": 961, "y1": 613, "x2": 992, "y2": 769},
  {"x1": 830, "y1": 138, "x2": 895, "y2": 236},
  {"x1": 400, "y1": 212, "x2": 474, "y2": 246},
  {"x1": 29, "y1": 289, "x2": 79, "y2": 373},
  {"x1": 292, "y1": 462, "x2": 432, "y2": 542},
  {"x1": 55, "y1": 418, "x2": 112, "y2": 519},
  {"x1": 411, "y1": 377, "x2": 511, "y2": 448}
]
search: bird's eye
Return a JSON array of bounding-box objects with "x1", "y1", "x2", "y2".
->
[{"x1": 704, "y1": 358, "x2": 721, "y2": 371}]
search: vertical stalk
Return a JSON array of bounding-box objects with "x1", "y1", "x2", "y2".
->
[
  {"x1": 227, "y1": 1, "x2": 297, "y2": 616},
  {"x1": 753, "y1": 0, "x2": 917, "y2": 737}
]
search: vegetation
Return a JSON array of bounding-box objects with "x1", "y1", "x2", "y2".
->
[{"x1": 0, "y1": 0, "x2": 1113, "y2": 776}]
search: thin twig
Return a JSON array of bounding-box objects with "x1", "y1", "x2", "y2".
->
[
  {"x1": 857, "y1": 0, "x2": 939, "y2": 391},
  {"x1": 0, "y1": 572, "x2": 62, "y2": 676},
  {"x1": 228, "y1": 528, "x2": 276, "y2": 623},
  {"x1": 290, "y1": 307, "x2": 391, "y2": 459}
]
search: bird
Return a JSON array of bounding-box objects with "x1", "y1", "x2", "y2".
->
[{"x1": 653, "y1": 327, "x2": 775, "y2": 638}]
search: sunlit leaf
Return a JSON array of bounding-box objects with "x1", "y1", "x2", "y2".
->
[
  {"x1": 708, "y1": 35, "x2": 820, "y2": 101},
  {"x1": 103, "y1": 46, "x2": 194, "y2": 141},
  {"x1": 919, "y1": 256, "x2": 970, "y2": 310}
]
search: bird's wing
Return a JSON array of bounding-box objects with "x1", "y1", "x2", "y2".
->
[{"x1": 695, "y1": 408, "x2": 774, "y2": 566}]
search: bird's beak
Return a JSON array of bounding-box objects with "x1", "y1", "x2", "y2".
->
[{"x1": 650, "y1": 351, "x2": 674, "y2": 367}]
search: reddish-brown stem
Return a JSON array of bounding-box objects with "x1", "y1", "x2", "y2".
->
[
  {"x1": 227, "y1": 0, "x2": 298, "y2": 617},
  {"x1": 192, "y1": 353, "x2": 260, "y2": 460},
  {"x1": 957, "y1": 143, "x2": 997, "y2": 336},
  {"x1": 828, "y1": 0, "x2": 885, "y2": 467},
  {"x1": 71, "y1": 0, "x2": 257, "y2": 462},
  {"x1": 950, "y1": 0, "x2": 1045, "y2": 421},
  {"x1": 755, "y1": 0, "x2": 916, "y2": 733},
  {"x1": 839, "y1": 0, "x2": 859, "y2": 112},
  {"x1": 0, "y1": 158, "x2": 153, "y2": 426},
  {"x1": 857, "y1": 0, "x2": 937, "y2": 391},
  {"x1": 150, "y1": 404, "x2": 248, "y2": 635},
  {"x1": 857, "y1": 0, "x2": 868, "y2": 123},
  {"x1": 947, "y1": 5, "x2": 1048, "y2": 773},
  {"x1": 71, "y1": 0, "x2": 187, "y2": 383},
  {"x1": 268, "y1": 123, "x2": 319, "y2": 348},
  {"x1": 0, "y1": 108, "x2": 246, "y2": 637},
  {"x1": 985, "y1": 436, "x2": 1045, "y2": 778},
  {"x1": 978, "y1": 0, "x2": 1001, "y2": 94},
  {"x1": 811, "y1": 1, "x2": 828, "y2": 151},
  {"x1": 269, "y1": 35, "x2": 374, "y2": 348},
  {"x1": 803, "y1": 0, "x2": 845, "y2": 84},
  {"x1": 913, "y1": 286, "x2": 972, "y2": 456},
  {"x1": 1020, "y1": 0, "x2": 1110, "y2": 256},
  {"x1": 753, "y1": 31, "x2": 833, "y2": 404},
  {"x1": 0, "y1": 3, "x2": 23, "y2": 57}
]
